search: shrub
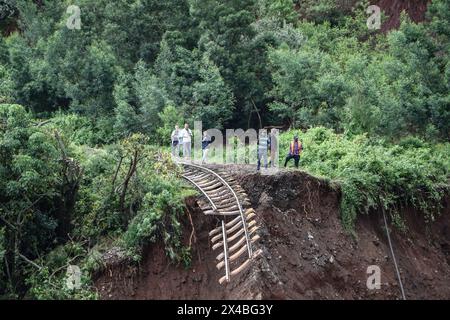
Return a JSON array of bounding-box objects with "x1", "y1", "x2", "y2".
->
[
  {"x1": 122, "y1": 174, "x2": 196, "y2": 263},
  {"x1": 280, "y1": 127, "x2": 449, "y2": 230}
]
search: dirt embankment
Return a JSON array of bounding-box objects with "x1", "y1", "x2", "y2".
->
[
  {"x1": 376, "y1": 0, "x2": 430, "y2": 32},
  {"x1": 95, "y1": 167, "x2": 450, "y2": 300}
]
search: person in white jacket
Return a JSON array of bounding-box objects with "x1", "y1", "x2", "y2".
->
[{"x1": 180, "y1": 123, "x2": 192, "y2": 159}]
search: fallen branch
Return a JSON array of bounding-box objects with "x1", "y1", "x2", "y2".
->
[
  {"x1": 34, "y1": 119, "x2": 52, "y2": 127},
  {"x1": 18, "y1": 253, "x2": 42, "y2": 270},
  {"x1": 49, "y1": 254, "x2": 83, "y2": 280}
]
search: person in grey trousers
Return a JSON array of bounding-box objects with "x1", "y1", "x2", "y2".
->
[
  {"x1": 257, "y1": 130, "x2": 269, "y2": 171},
  {"x1": 180, "y1": 123, "x2": 192, "y2": 159},
  {"x1": 202, "y1": 131, "x2": 212, "y2": 164}
]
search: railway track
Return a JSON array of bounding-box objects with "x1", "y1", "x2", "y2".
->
[{"x1": 179, "y1": 162, "x2": 262, "y2": 284}]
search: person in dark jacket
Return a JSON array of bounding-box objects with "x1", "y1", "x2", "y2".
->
[
  {"x1": 201, "y1": 131, "x2": 212, "y2": 164},
  {"x1": 284, "y1": 135, "x2": 303, "y2": 168}
]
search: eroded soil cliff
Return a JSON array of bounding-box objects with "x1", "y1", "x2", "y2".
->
[{"x1": 95, "y1": 167, "x2": 450, "y2": 300}]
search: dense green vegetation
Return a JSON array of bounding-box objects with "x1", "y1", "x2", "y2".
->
[
  {"x1": 0, "y1": 104, "x2": 194, "y2": 298},
  {"x1": 2, "y1": 0, "x2": 447, "y2": 139},
  {"x1": 0, "y1": 0, "x2": 449, "y2": 299},
  {"x1": 280, "y1": 128, "x2": 449, "y2": 230}
]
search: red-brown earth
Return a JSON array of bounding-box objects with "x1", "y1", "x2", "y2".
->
[{"x1": 95, "y1": 167, "x2": 450, "y2": 300}]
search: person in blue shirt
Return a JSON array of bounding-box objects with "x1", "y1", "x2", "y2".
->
[{"x1": 201, "y1": 131, "x2": 212, "y2": 164}]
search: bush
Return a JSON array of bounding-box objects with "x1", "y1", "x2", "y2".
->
[
  {"x1": 280, "y1": 127, "x2": 449, "y2": 230},
  {"x1": 0, "y1": 104, "x2": 65, "y2": 297},
  {"x1": 156, "y1": 105, "x2": 184, "y2": 145},
  {"x1": 1, "y1": 105, "x2": 195, "y2": 297},
  {"x1": 122, "y1": 169, "x2": 196, "y2": 263},
  {"x1": 43, "y1": 112, "x2": 116, "y2": 146},
  {"x1": 26, "y1": 243, "x2": 98, "y2": 300}
]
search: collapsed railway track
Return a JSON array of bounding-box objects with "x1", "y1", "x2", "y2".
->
[{"x1": 179, "y1": 162, "x2": 262, "y2": 284}]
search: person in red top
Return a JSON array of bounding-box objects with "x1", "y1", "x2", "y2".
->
[{"x1": 284, "y1": 135, "x2": 303, "y2": 168}]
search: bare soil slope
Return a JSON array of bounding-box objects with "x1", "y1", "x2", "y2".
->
[
  {"x1": 95, "y1": 167, "x2": 450, "y2": 300},
  {"x1": 377, "y1": 0, "x2": 430, "y2": 32}
]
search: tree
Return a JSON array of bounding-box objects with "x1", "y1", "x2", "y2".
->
[
  {"x1": 113, "y1": 61, "x2": 171, "y2": 139},
  {"x1": 134, "y1": 61, "x2": 170, "y2": 135},
  {"x1": 297, "y1": 0, "x2": 354, "y2": 26},
  {"x1": 0, "y1": 64, "x2": 14, "y2": 103},
  {"x1": 192, "y1": 0, "x2": 275, "y2": 128},
  {"x1": 268, "y1": 45, "x2": 322, "y2": 128},
  {"x1": 7, "y1": 34, "x2": 57, "y2": 113},
  {"x1": 427, "y1": 0, "x2": 450, "y2": 44},
  {"x1": 155, "y1": 33, "x2": 200, "y2": 108},
  {"x1": 63, "y1": 42, "x2": 118, "y2": 116},
  {"x1": 189, "y1": 56, "x2": 234, "y2": 129},
  {"x1": 156, "y1": 105, "x2": 183, "y2": 144},
  {"x1": 0, "y1": 104, "x2": 61, "y2": 295},
  {"x1": 257, "y1": 0, "x2": 298, "y2": 23},
  {"x1": 0, "y1": 37, "x2": 9, "y2": 64},
  {"x1": 113, "y1": 73, "x2": 141, "y2": 138},
  {"x1": 101, "y1": 0, "x2": 194, "y2": 67}
]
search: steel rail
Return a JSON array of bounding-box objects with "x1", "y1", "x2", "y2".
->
[
  {"x1": 181, "y1": 173, "x2": 217, "y2": 211},
  {"x1": 221, "y1": 220, "x2": 230, "y2": 283},
  {"x1": 179, "y1": 162, "x2": 253, "y2": 259}
]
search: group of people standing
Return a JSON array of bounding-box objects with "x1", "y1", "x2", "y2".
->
[
  {"x1": 171, "y1": 123, "x2": 193, "y2": 159},
  {"x1": 256, "y1": 130, "x2": 303, "y2": 170},
  {"x1": 170, "y1": 124, "x2": 304, "y2": 168},
  {"x1": 171, "y1": 124, "x2": 212, "y2": 163}
]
